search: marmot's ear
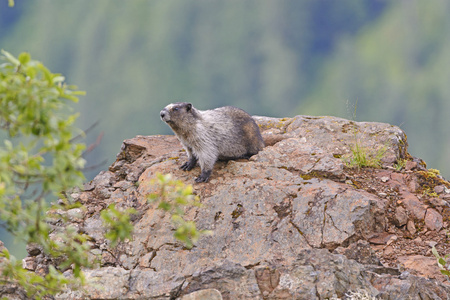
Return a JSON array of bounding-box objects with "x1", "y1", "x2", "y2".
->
[{"x1": 186, "y1": 103, "x2": 192, "y2": 111}]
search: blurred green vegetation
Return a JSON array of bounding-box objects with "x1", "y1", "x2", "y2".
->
[
  {"x1": 0, "y1": 50, "x2": 90, "y2": 298},
  {"x1": 301, "y1": 1, "x2": 450, "y2": 176},
  {"x1": 1, "y1": 0, "x2": 449, "y2": 250},
  {"x1": 0, "y1": 0, "x2": 388, "y2": 177}
]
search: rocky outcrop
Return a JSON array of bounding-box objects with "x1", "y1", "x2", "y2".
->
[{"x1": 17, "y1": 115, "x2": 450, "y2": 299}]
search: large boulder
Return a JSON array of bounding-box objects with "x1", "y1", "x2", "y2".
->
[{"x1": 18, "y1": 115, "x2": 450, "y2": 299}]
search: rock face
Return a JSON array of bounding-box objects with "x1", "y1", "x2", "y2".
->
[{"x1": 17, "y1": 115, "x2": 450, "y2": 299}]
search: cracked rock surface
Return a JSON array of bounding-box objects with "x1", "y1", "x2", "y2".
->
[{"x1": 10, "y1": 115, "x2": 450, "y2": 299}]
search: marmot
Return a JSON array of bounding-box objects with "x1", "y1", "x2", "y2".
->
[{"x1": 160, "y1": 102, "x2": 265, "y2": 182}]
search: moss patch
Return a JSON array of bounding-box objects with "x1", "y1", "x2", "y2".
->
[{"x1": 416, "y1": 169, "x2": 450, "y2": 195}]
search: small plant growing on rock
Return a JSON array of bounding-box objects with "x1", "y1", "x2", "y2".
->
[
  {"x1": 394, "y1": 158, "x2": 407, "y2": 171},
  {"x1": 342, "y1": 101, "x2": 387, "y2": 170},
  {"x1": 148, "y1": 173, "x2": 211, "y2": 249},
  {"x1": 343, "y1": 139, "x2": 387, "y2": 169},
  {"x1": 349, "y1": 144, "x2": 385, "y2": 169}
]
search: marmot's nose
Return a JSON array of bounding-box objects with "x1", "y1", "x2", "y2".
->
[{"x1": 160, "y1": 111, "x2": 166, "y2": 119}]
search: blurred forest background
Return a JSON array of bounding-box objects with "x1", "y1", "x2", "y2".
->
[{"x1": 1, "y1": 0, "x2": 450, "y2": 254}]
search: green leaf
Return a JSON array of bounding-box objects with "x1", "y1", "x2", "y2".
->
[
  {"x1": 52, "y1": 75, "x2": 65, "y2": 83},
  {"x1": 18, "y1": 52, "x2": 31, "y2": 65}
]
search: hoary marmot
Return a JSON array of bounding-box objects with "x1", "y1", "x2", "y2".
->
[{"x1": 160, "y1": 102, "x2": 265, "y2": 182}]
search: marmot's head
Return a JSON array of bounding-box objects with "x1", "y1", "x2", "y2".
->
[{"x1": 160, "y1": 102, "x2": 198, "y2": 127}]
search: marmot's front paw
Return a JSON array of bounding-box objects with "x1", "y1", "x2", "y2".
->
[{"x1": 195, "y1": 170, "x2": 211, "y2": 183}]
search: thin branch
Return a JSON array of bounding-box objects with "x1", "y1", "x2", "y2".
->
[
  {"x1": 70, "y1": 121, "x2": 99, "y2": 144},
  {"x1": 12, "y1": 178, "x2": 44, "y2": 186},
  {"x1": 31, "y1": 188, "x2": 48, "y2": 204},
  {"x1": 82, "y1": 131, "x2": 104, "y2": 157},
  {"x1": 82, "y1": 159, "x2": 108, "y2": 172}
]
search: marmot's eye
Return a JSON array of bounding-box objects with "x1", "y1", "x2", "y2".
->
[{"x1": 173, "y1": 107, "x2": 179, "y2": 111}]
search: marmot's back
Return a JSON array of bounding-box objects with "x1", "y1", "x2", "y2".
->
[
  {"x1": 201, "y1": 106, "x2": 264, "y2": 159},
  {"x1": 160, "y1": 102, "x2": 264, "y2": 182}
]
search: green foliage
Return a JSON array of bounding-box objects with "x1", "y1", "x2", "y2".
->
[
  {"x1": 0, "y1": 50, "x2": 89, "y2": 298},
  {"x1": 431, "y1": 246, "x2": 450, "y2": 279},
  {"x1": 0, "y1": 50, "x2": 135, "y2": 299},
  {"x1": 0, "y1": 49, "x2": 86, "y2": 192},
  {"x1": 100, "y1": 204, "x2": 136, "y2": 247},
  {"x1": 148, "y1": 173, "x2": 211, "y2": 249}
]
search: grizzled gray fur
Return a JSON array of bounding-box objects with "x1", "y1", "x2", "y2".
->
[{"x1": 160, "y1": 102, "x2": 265, "y2": 182}]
